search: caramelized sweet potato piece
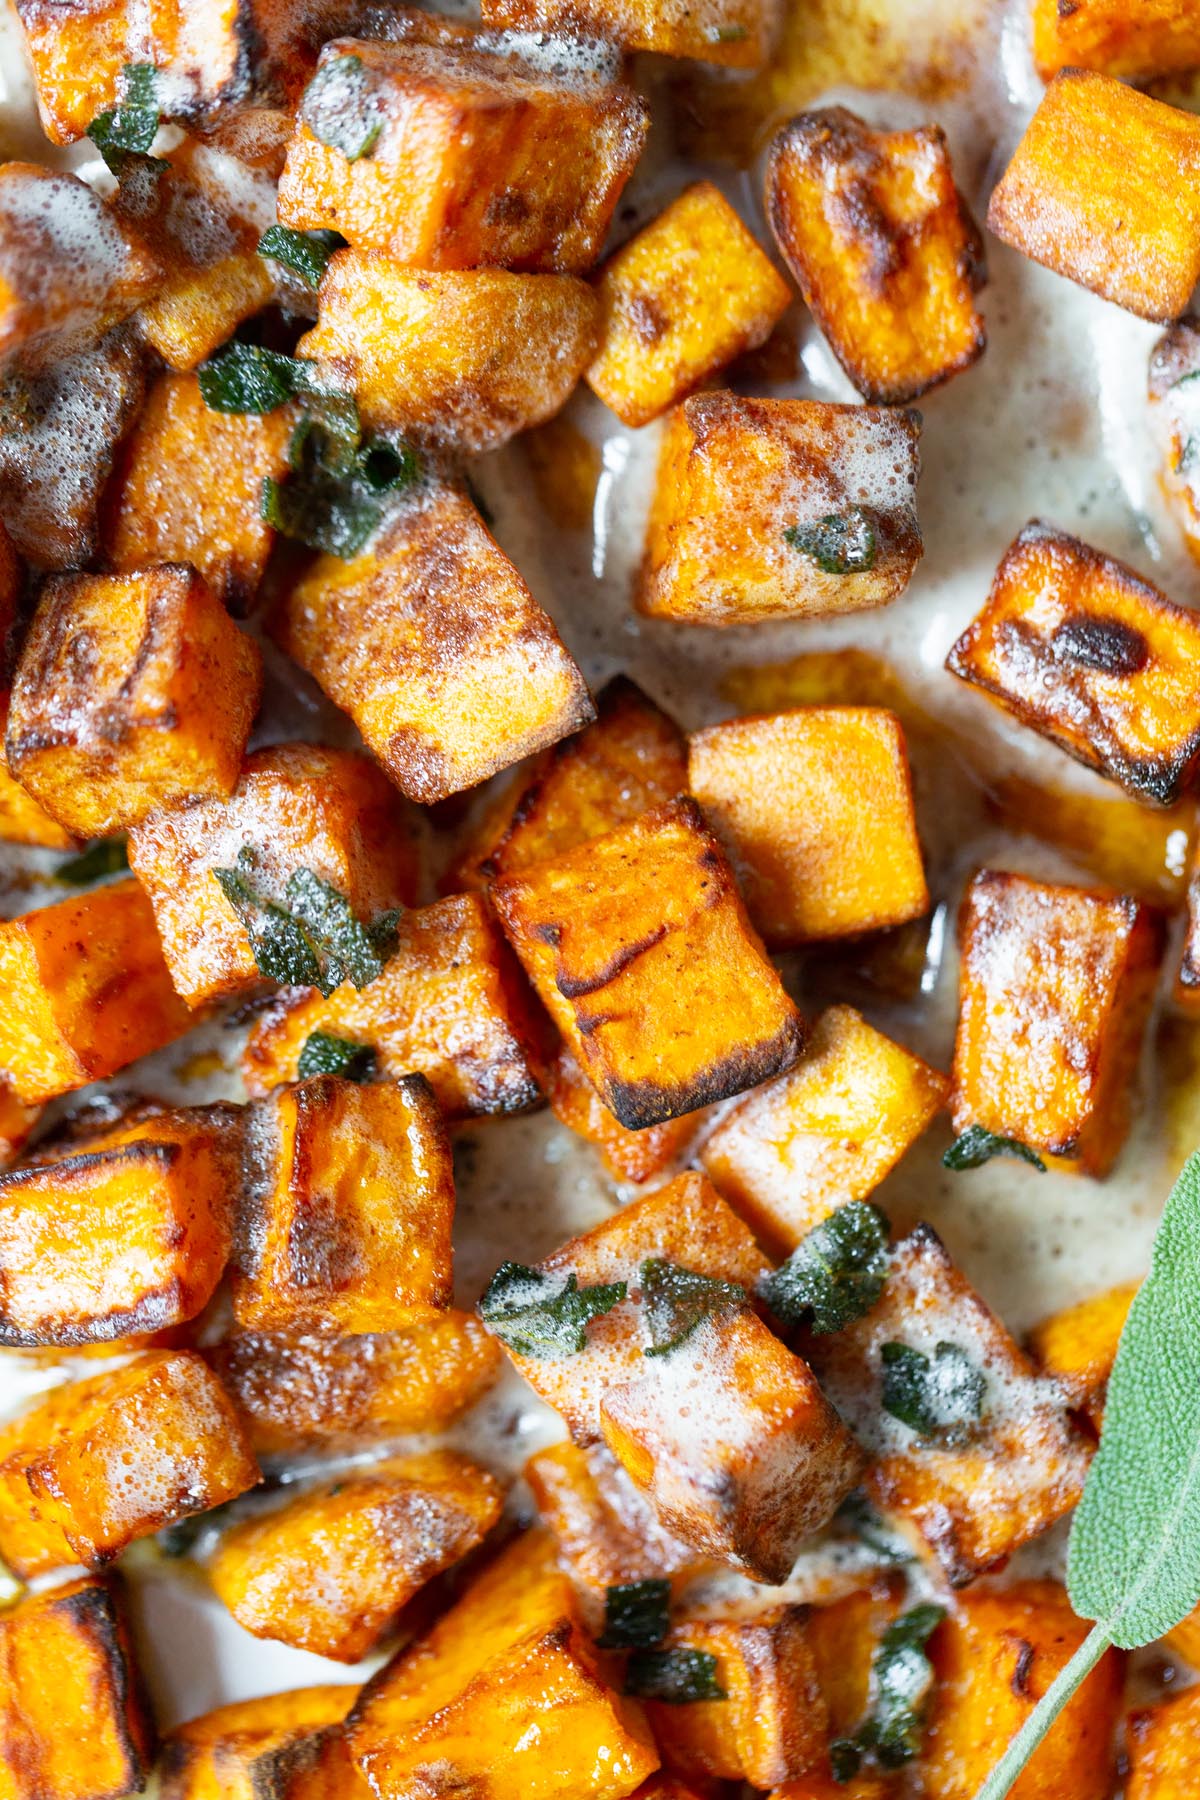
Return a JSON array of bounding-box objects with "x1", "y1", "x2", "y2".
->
[
  {"x1": 233, "y1": 1074, "x2": 453, "y2": 1334},
  {"x1": 0, "y1": 1100, "x2": 241, "y2": 1346},
  {"x1": 129, "y1": 743, "x2": 418, "y2": 1009},
  {"x1": 701, "y1": 1006, "x2": 947, "y2": 1255},
  {"x1": 161, "y1": 1688, "x2": 358, "y2": 1800},
  {"x1": 1027, "y1": 1280, "x2": 1137, "y2": 1426},
  {"x1": 479, "y1": 0, "x2": 778, "y2": 66},
  {"x1": 242, "y1": 892, "x2": 546, "y2": 1117},
  {"x1": 987, "y1": 70, "x2": 1200, "y2": 321},
  {"x1": 768, "y1": 1777, "x2": 892, "y2": 1800},
  {"x1": 0, "y1": 1573, "x2": 155, "y2": 1800},
  {"x1": 638, "y1": 394, "x2": 922, "y2": 626},
  {"x1": 274, "y1": 483, "x2": 593, "y2": 804},
  {"x1": 348, "y1": 1531, "x2": 660, "y2": 1800},
  {"x1": 102, "y1": 370, "x2": 293, "y2": 610},
  {"x1": 1160, "y1": 1609, "x2": 1200, "y2": 1675},
  {"x1": 585, "y1": 181, "x2": 791, "y2": 427},
  {"x1": 525, "y1": 1440, "x2": 700, "y2": 1604},
  {"x1": 983, "y1": 771, "x2": 1195, "y2": 908},
  {"x1": 805, "y1": 1585, "x2": 903, "y2": 1742},
  {"x1": 209, "y1": 1311, "x2": 501, "y2": 1453},
  {"x1": 1127, "y1": 1683, "x2": 1200, "y2": 1798},
  {"x1": 947, "y1": 521, "x2": 1200, "y2": 804},
  {"x1": 8, "y1": 565, "x2": 261, "y2": 837},
  {"x1": 277, "y1": 37, "x2": 648, "y2": 272},
  {"x1": 811, "y1": 1227, "x2": 1093, "y2": 1585},
  {"x1": 543, "y1": 1046, "x2": 703, "y2": 1184},
  {"x1": 0, "y1": 1085, "x2": 39, "y2": 1170},
  {"x1": 492, "y1": 797, "x2": 803, "y2": 1129},
  {"x1": 952, "y1": 868, "x2": 1163, "y2": 1175},
  {"x1": 0, "y1": 1349, "x2": 259, "y2": 1576},
  {"x1": 0, "y1": 518, "x2": 71, "y2": 847},
  {"x1": 1031, "y1": 0, "x2": 1200, "y2": 81},
  {"x1": 0, "y1": 878, "x2": 192, "y2": 1104},
  {"x1": 923, "y1": 1582, "x2": 1123, "y2": 1799},
  {"x1": 765, "y1": 107, "x2": 985, "y2": 404},
  {"x1": 299, "y1": 255, "x2": 599, "y2": 450},
  {"x1": 688, "y1": 708, "x2": 928, "y2": 945}
]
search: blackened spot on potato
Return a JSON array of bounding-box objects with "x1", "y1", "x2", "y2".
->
[{"x1": 1051, "y1": 615, "x2": 1149, "y2": 676}]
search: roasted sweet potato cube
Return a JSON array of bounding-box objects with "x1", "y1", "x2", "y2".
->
[
  {"x1": 947, "y1": 521, "x2": 1200, "y2": 804},
  {"x1": 768, "y1": 1777, "x2": 892, "y2": 1800},
  {"x1": 161, "y1": 1688, "x2": 358, "y2": 1800},
  {"x1": 637, "y1": 1612, "x2": 825, "y2": 1788},
  {"x1": 128, "y1": 743, "x2": 418, "y2": 1008},
  {"x1": 492, "y1": 797, "x2": 803, "y2": 1129},
  {"x1": 242, "y1": 892, "x2": 547, "y2": 1117},
  {"x1": 585, "y1": 181, "x2": 791, "y2": 427},
  {"x1": 0, "y1": 1349, "x2": 259, "y2": 1576},
  {"x1": 274, "y1": 482, "x2": 593, "y2": 804},
  {"x1": 688, "y1": 708, "x2": 928, "y2": 945},
  {"x1": 1027, "y1": 1280, "x2": 1136, "y2": 1426},
  {"x1": 701, "y1": 1006, "x2": 947, "y2": 1255},
  {"x1": 8, "y1": 565, "x2": 262, "y2": 838},
  {"x1": 253, "y1": 1721, "x2": 365, "y2": 1800},
  {"x1": 348, "y1": 1529, "x2": 659, "y2": 1800},
  {"x1": 987, "y1": 70, "x2": 1200, "y2": 321},
  {"x1": 102, "y1": 370, "x2": 293, "y2": 610},
  {"x1": 0, "y1": 1100, "x2": 241, "y2": 1347},
  {"x1": 1031, "y1": 0, "x2": 1200, "y2": 81},
  {"x1": 0, "y1": 722, "x2": 76, "y2": 849},
  {"x1": 543, "y1": 1046, "x2": 703, "y2": 1184},
  {"x1": 765, "y1": 108, "x2": 985, "y2": 405},
  {"x1": 638, "y1": 394, "x2": 922, "y2": 626},
  {"x1": 299, "y1": 256, "x2": 598, "y2": 450},
  {"x1": 450, "y1": 675, "x2": 687, "y2": 891},
  {"x1": 811, "y1": 1226, "x2": 1093, "y2": 1585},
  {"x1": 952, "y1": 869, "x2": 1163, "y2": 1175},
  {"x1": 1127, "y1": 1683, "x2": 1200, "y2": 1799},
  {"x1": 1162, "y1": 1604, "x2": 1200, "y2": 1671},
  {"x1": 480, "y1": 0, "x2": 777, "y2": 65},
  {"x1": 0, "y1": 1573, "x2": 155, "y2": 1800},
  {"x1": 233, "y1": 1074, "x2": 453, "y2": 1334},
  {"x1": 0, "y1": 878, "x2": 192, "y2": 1105},
  {"x1": 0, "y1": 1085, "x2": 39, "y2": 1170},
  {"x1": 805, "y1": 1585, "x2": 904, "y2": 1742},
  {"x1": 210, "y1": 1450, "x2": 501, "y2": 1663},
  {"x1": 984, "y1": 770, "x2": 1196, "y2": 908},
  {"x1": 277, "y1": 37, "x2": 648, "y2": 272},
  {"x1": 525, "y1": 1440, "x2": 701, "y2": 1607},
  {"x1": 923, "y1": 1581, "x2": 1123, "y2": 1799}
]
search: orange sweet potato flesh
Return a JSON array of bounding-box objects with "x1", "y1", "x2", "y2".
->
[
  {"x1": 525, "y1": 1440, "x2": 701, "y2": 1602},
  {"x1": 1031, "y1": 0, "x2": 1200, "y2": 80},
  {"x1": 161, "y1": 1687, "x2": 358, "y2": 1800},
  {"x1": 1027, "y1": 1280, "x2": 1137, "y2": 1425},
  {"x1": 543, "y1": 1046, "x2": 704, "y2": 1185},
  {"x1": 766, "y1": 107, "x2": 985, "y2": 404},
  {"x1": 479, "y1": 0, "x2": 778, "y2": 67},
  {"x1": 1127, "y1": 1681, "x2": 1200, "y2": 1797}
]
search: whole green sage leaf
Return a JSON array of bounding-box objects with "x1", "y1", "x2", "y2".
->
[
  {"x1": 479, "y1": 1262, "x2": 626, "y2": 1359},
  {"x1": 943, "y1": 1125, "x2": 1046, "y2": 1172}
]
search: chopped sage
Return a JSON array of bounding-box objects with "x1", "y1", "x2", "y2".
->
[
  {"x1": 479, "y1": 1262, "x2": 626, "y2": 1359},
  {"x1": 302, "y1": 54, "x2": 383, "y2": 161},
  {"x1": 213, "y1": 848, "x2": 399, "y2": 996},
  {"x1": 759, "y1": 1202, "x2": 890, "y2": 1334},
  {"x1": 262, "y1": 420, "x2": 420, "y2": 559},
  {"x1": 297, "y1": 1031, "x2": 377, "y2": 1082},
  {"x1": 835, "y1": 1490, "x2": 915, "y2": 1566},
  {"x1": 88, "y1": 64, "x2": 160, "y2": 173},
  {"x1": 831, "y1": 1602, "x2": 944, "y2": 1778},
  {"x1": 625, "y1": 1648, "x2": 726, "y2": 1704},
  {"x1": 783, "y1": 506, "x2": 878, "y2": 574},
  {"x1": 258, "y1": 224, "x2": 345, "y2": 288},
  {"x1": 197, "y1": 344, "x2": 358, "y2": 447},
  {"x1": 880, "y1": 1340, "x2": 985, "y2": 1443},
  {"x1": 54, "y1": 836, "x2": 129, "y2": 886},
  {"x1": 943, "y1": 1125, "x2": 1046, "y2": 1172},
  {"x1": 597, "y1": 1579, "x2": 670, "y2": 1650},
  {"x1": 639, "y1": 1258, "x2": 745, "y2": 1358}
]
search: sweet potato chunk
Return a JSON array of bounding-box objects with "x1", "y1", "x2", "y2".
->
[
  {"x1": 450, "y1": 675, "x2": 687, "y2": 891},
  {"x1": 103, "y1": 370, "x2": 293, "y2": 610},
  {"x1": 210, "y1": 1450, "x2": 501, "y2": 1662},
  {"x1": 0, "y1": 1573, "x2": 155, "y2": 1800},
  {"x1": 987, "y1": 70, "x2": 1200, "y2": 321},
  {"x1": 1027, "y1": 1280, "x2": 1137, "y2": 1426},
  {"x1": 923, "y1": 1582, "x2": 1123, "y2": 1799},
  {"x1": 233, "y1": 1074, "x2": 453, "y2": 1334},
  {"x1": 638, "y1": 394, "x2": 922, "y2": 626},
  {"x1": 0, "y1": 1349, "x2": 259, "y2": 1576},
  {"x1": 0, "y1": 1100, "x2": 241, "y2": 1347},
  {"x1": 492, "y1": 797, "x2": 803, "y2": 1128},
  {"x1": 0, "y1": 1085, "x2": 39, "y2": 1170},
  {"x1": 277, "y1": 37, "x2": 648, "y2": 272},
  {"x1": 525, "y1": 1440, "x2": 700, "y2": 1604},
  {"x1": 701, "y1": 1006, "x2": 947, "y2": 1255},
  {"x1": 947, "y1": 521, "x2": 1200, "y2": 804},
  {"x1": 811, "y1": 1227, "x2": 1093, "y2": 1585},
  {"x1": 0, "y1": 520, "x2": 72, "y2": 847},
  {"x1": 274, "y1": 483, "x2": 593, "y2": 804},
  {"x1": 688, "y1": 708, "x2": 928, "y2": 945},
  {"x1": 1031, "y1": 0, "x2": 1200, "y2": 80},
  {"x1": 161, "y1": 1688, "x2": 358, "y2": 1800},
  {"x1": 0, "y1": 878, "x2": 192, "y2": 1104},
  {"x1": 952, "y1": 869, "x2": 1163, "y2": 1175},
  {"x1": 348, "y1": 1530, "x2": 660, "y2": 1800},
  {"x1": 299, "y1": 256, "x2": 599, "y2": 450},
  {"x1": 543, "y1": 1046, "x2": 703, "y2": 1184},
  {"x1": 585, "y1": 181, "x2": 791, "y2": 427},
  {"x1": 242, "y1": 892, "x2": 546, "y2": 1117},
  {"x1": 210, "y1": 1311, "x2": 501, "y2": 1453},
  {"x1": 8, "y1": 565, "x2": 261, "y2": 838},
  {"x1": 479, "y1": 0, "x2": 778, "y2": 66},
  {"x1": 984, "y1": 770, "x2": 1196, "y2": 908},
  {"x1": 128, "y1": 743, "x2": 417, "y2": 1009},
  {"x1": 1127, "y1": 1683, "x2": 1200, "y2": 1798}
]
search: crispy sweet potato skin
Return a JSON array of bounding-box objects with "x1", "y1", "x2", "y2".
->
[
  {"x1": 525, "y1": 1440, "x2": 700, "y2": 1602},
  {"x1": 543, "y1": 1046, "x2": 704, "y2": 1184},
  {"x1": 586, "y1": 181, "x2": 791, "y2": 427},
  {"x1": 637, "y1": 394, "x2": 922, "y2": 626},
  {"x1": 277, "y1": 37, "x2": 648, "y2": 272},
  {"x1": 766, "y1": 107, "x2": 985, "y2": 404},
  {"x1": 479, "y1": 0, "x2": 778, "y2": 66},
  {"x1": 952, "y1": 869, "x2": 1164, "y2": 1174},
  {"x1": 1031, "y1": 0, "x2": 1200, "y2": 80},
  {"x1": 492, "y1": 796, "x2": 804, "y2": 1129},
  {"x1": 160, "y1": 1687, "x2": 358, "y2": 1800},
  {"x1": 1027, "y1": 1280, "x2": 1138, "y2": 1425},
  {"x1": 987, "y1": 70, "x2": 1200, "y2": 321}
]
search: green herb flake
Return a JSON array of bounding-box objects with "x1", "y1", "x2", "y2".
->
[
  {"x1": 831, "y1": 1602, "x2": 945, "y2": 1778},
  {"x1": 597, "y1": 1579, "x2": 670, "y2": 1650},
  {"x1": 625, "y1": 1648, "x2": 726, "y2": 1704},
  {"x1": 297, "y1": 1031, "x2": 377, "y2": 1082},
  {"x1": 88, "y1": 64, "x2": 160, "y2": 173},
  {"x1": 783, "y1": 506, "x2": 878, "y2": 574},
  {"x1": 479, "y1": 1261, "x2": 627, "y2": 1360},
  {"x1": 711, "y1": 22, "x2": 749, "y2": 41},
  {"x1": 53, "y1": 836, "x2": 129, "y2": 886},
  {"x1": 943, "y1": 1125, "x2": 1046, "y2": 1172},
  {"x1": 213, "y1": 848, "x2": 398, "y2": 997},
  {"x1": 262, "y1": 422, "x2": 420, "y2": 559},
  {"x1": 258, "y1": 225, "x2": 345, "y2": 289},
  {"x1": 880, "y1": 1340, "x2": 985, "y2": 1443},
  {"x1": 301, "y1": 53, "x2": 383, "y2": 162},
  {"x1": 198, "y1": 344, "x2": 309, "y2": 416},
  {"x1": 156, "y1": 1495, "x2": 240, "y2": 1558},
  {"x1": 760, "y1": 1201, "x2": 889, "y2": 1334},
  {"x1": 835, "y1": 1490, "x2": 915, "y2": 1566},
  {"x1": 639, "y1": 1258, "x2": 746, "y2": 1358}
]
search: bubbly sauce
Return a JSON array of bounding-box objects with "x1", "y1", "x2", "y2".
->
[{"x1": 0, "y1": 0, "x2": 1196, "y2": 1741}]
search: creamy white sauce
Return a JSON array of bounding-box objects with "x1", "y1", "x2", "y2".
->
[{"x1": 0, "y1": 0, "x2": 1193, "y2": 1740}]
